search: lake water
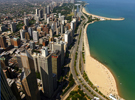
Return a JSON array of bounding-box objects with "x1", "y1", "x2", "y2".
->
[{"x1": 84, "y1": 0, "x2": 135, "y2": 99}]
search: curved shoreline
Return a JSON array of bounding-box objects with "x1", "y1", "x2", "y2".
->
[
  {"x1": 84, "y1": 22, "x2": 119, "y2": 98},
  {"x1": 83, "y1": 7, "x2": 124, "y2": 21}
]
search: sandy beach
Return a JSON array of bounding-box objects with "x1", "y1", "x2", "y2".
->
[
  {"x1": 82, "y1": 7, "x2": 124, "y2": 21},
  {"x1": 83, "y1": 22, "x2": 119, "y2": 97}
]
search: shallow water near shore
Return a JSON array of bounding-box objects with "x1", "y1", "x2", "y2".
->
[{"x1": 84, "y1": 0, "x2": 135, "y2": 99}]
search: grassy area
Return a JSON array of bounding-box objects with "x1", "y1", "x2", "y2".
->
[
  {"x1": 82, "y1": 52, "x2": 85, "y2": 63},
  {"x1": 66, "y1": 86, "x2": 91, "y2": 100},
  {"x1": 36, "y1": 72, "x2": 41, "y2": 79},
  {"x1": 53, "y1": 3, "x2": 75, "y2": 16},
  {"x1": 29, "y1": 19, "x2": 36, "y2": 26},
  {"x1": 79, "y1": 57, "x2": 81, "y2": 72},
  {"x1": 67, "y1": 12, "x2": 74, "y2": 16},
  {"x1": 16, "y1": 21, "x2": 24, "y2": 32},
  {"x1": 62, "y1": 74, "x2": 75, "y2": 96}
]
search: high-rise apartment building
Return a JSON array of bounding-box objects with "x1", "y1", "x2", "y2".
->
[
  {"x1": 50, "y1": 29, "x2": 53, "y2": 38},
  {"x1": 32, "y1": 53, "x2": 40, "y2": 73},
  {"x1": 24, "y1": 17, "x2": 29, "y2": 26},
  {"x1": 35, "y1": 9, "x2": 39, "y2": 16},
  {"x1": 39, "y1": 9, "x2": 43, "y2": 18},
  {"x1": 71, "y1": 20, "x2": 75, "y2": 36},
  {"x1": 20, "y1": 29, "x2": 26, "y2": 40},
  {"x1": 61, "y1": 24, "x2": 64, "y2": 34},
  {"x1": 44, "y1": 14, "x2": 47, "y2": 21},
  {"x1": 10, "y1": 23, "x2": 16, "y2": 33},
  {"x1": 25, "y1": 32, "x2": 30, "y2": 40},
  {"x1": 64, "y1": 30, "x2": 73, "y2": 47},
  {"x1": 29, "y1": 41, "x2": 35, "y2": 50},
  {"x1": 60, "y1": 15, "x2": 65, "y2": 21},
  {"x1": 7, "y1": 78, "x2": 21, "y2": 100},
  {"x1": 0, "y1": 35, "x2": 7, "y2": 49},
  {"x1": 51, "y1": 50, "x2": 61, "y2": 80},
  {"x1": 33, "y1": 31, "x2": 39, "y2": 42},
  {"x1": 54, "y1": 42, "x2": 64, "y2": 66},
  {"x1": 47, "y1": 5, "x2": 50, "y2": 14},
  {"x1": 38, "y1": 47, "x2": 54, "y2": 98},
  {"x1": 28, "y1": 27, "x2": 33, "y2": 39},
  {"x1": 36, "y1": 16, "x2": 40, "y2": 23},
  {"x1": 20, "y1": 51, "x2": 40, "y2": 100},
  {"x1": 43, "y1": 7, "x2": 47, "y2": 14},
  {"x1": 1, "y1": 65, "x2": 17, "y2": 100},
  {"x1": 13, "y1": 37, "x2": 21, "y2": 48},
  {"x1": 47, "y1": 17, "x2": 50, "y2": 24}
]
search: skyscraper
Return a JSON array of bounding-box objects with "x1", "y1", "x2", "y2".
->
[
  {"x1": 32, "y1": 53, "x2": 40, "y2": 73},
  {"x1": 43, "y1": 7, "x2": 47, "y2": 14},
  {"x1": 33, "y1": 31, "x2": 39, "y2": 42},
  {"x1": 60, "y1": 15, "x2": 65, "y2": 21},
  {"x1": 10, "y1": 23, "x2": 16, "y2": 33},
  {"x1": 64, "y1": 30, "x2": 73, "y2": 47},
  {"x1": 58, "y1": 13, "x2": 61, "y2": 18},
  {"x1": 71, "y1": 20, "x2": 75, "y2": 36},
  {"x1": 13, "y1": 37, "x2": 21, "y2": 48},
  {"x1": 39, "y1": 48, "x2": 54, "y2": 98},
  {"x1": 39, "y1": 9, "x2": 43, "y2": 18},
  {"x1": 50, "y1": 29, "x2": 53, "y2": 38},
  {"x1": 44, "y1": 14, "x2": 47, "y2": 21},
  {"x1": 0, "y1": 35, "x2": 7, "y2": 49},
  {"x1": 28, "y1": 27, "x2": 33, "y2": 39},
  {"x1": 24, "y1": 17, "x2": 29, "y2": 26},
  {"x1": 36, "y1": 9, "x2": 39, "y2": 16},
  {"x1": 47, "y1": 5, "x2": 50, "y2": 14},
  {"x1": 20, "y1": 51, "x2": 40, "y2": 100},
  {"x1": 74, "y1": 10, "x2": 77, "y2": 17},
  {"x1": 36, "y1": 16, "x2": 40, "y2": 23},
  {"x1": 54, "y1": 42, "x2": 64, "y2": 66},
  {"x1": 29, "y1": 41, "x2": 35, "y2": 50},
  {"x1": 51, "y1": 23, "x2": 54, "y2": 30},
  {"x1": 47, "y1": 17, "x2": 50, "y2": 24},
  {"x1": 24, "y1": 12, "x2": 26, "y2": 17},
  {"x1": 61, "y1": 24, "x2": 64, "y2": 34},
  {"x1": 51, "y1": 50, "x2": 61, "y2": 80},
  {"x1": 25, "y1": 32, "x2": 30, "y2": 40},
  {"x1": 7, "y1": 78, "x2": 21, "y2": 100},
  {"x1": 20, "y1": 29, "x2": 26, "y2": 40},
  {"x1": 1, "y1": 64, "x2": 17, "y2": 100}
]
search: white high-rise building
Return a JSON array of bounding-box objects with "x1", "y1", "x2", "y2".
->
[
  {"x1": 51, "y1": 23, "x2": 54, "y2": 30},
  {"x1": 24, "y1": 17, "x2": 29, "y2": 26},
  {"x1": 36, "y1": 9, "x2": 39, "y2": 16},
  {"x1": 71, "y1": 20, "x2": 75, "y2": 36},
  {"x1": 47, "y1": 17, "x2": 50, "y2": 24},
  {"x1": 20, "y1": 29, "x2": 26, "y2": 40},
  {"x1": 60, "y1": 15, "x2": 65, "y2": 21},
  {"x1": 41, "y1": 47, "x2": 48, "y2": 57},
  {"x1": 61, "y1": 24, "x2": 64, "y2": 34},
  {"x1": 44, "y1": 14, "x2": 47, "y2": 21},
  {"x1": 47, "y1": 5, "x2": 50, "y2": 14},
  {"x1": 58, "y1": 13, "x2": 61, "y2": 18},
  {"x1": 62, "y1": 20, "x2": 65, "y2": 25},
  {"x1": 39, "y1": 9, "x2": 43, "y2": 18},
  {"x1": 36, "y1": 16, "x2": 40, "y2": 23},
  {"x1": 33, "y1": 31, "x2": 39, "y2": 42}
]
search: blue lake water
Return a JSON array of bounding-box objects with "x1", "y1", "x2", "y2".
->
[{"x1": 84, "y1": 0, "x2": 135, "y2": 99}]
